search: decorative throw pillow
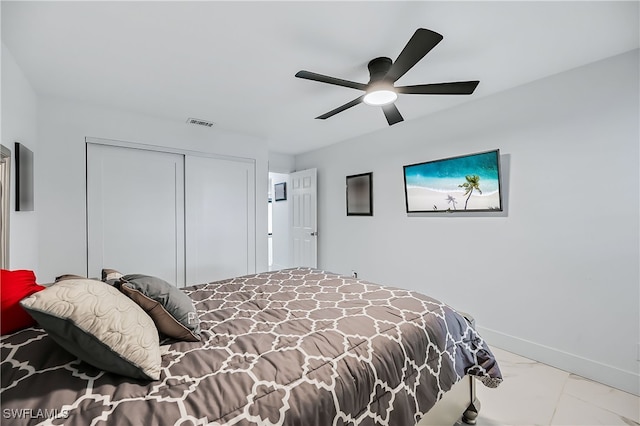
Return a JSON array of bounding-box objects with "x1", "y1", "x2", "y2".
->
[
  {"x1": 102, "y1": 268, "x2": 123, "y2": 281},
  {"x1": 119, "y1": 274, "x2": 201, "y2": 342},
  {"x1": 20, "y1": 279, "x2": 161, "y2": 380},
  {"x1": 101, "y1": 268, "x2": 124, "y2": 287},
  {"x1": 1, "y1": 269, "x2": 46, "y2": 335}
]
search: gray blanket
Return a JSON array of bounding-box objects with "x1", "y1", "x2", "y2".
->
[{"x1": 1, "y1": 268, "x2": 502, "y2": 425}]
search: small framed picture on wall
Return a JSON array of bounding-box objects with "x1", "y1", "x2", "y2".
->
[
  {"x1": 274, "y1": 182, "x2": 287, "y2": 201},
  {"x1": 346, "y1": 172, "x2": 372, "y2": 216}
]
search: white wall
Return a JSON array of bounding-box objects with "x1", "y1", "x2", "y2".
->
[
  {"x1": 36, "y1": 96, "x2": 269, "y2": 283},
  {"x1": 1, "y1": 43, "x2": 39, "y2": 272},
  {"x1": 296, "y1": 50, "x2": 640, "y2": 395},
  {"x1": 268, "y1": 151, "x2": 295, "y2": 174}
]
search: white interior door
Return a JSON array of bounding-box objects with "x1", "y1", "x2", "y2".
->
[
  {"x1": 185, "y1": 155, "x2": 255, "y2": 285},
  {"x1": 290, "y1": 168, "x2": 317, "y2": 268},
  {"x1": 87, "y1": 143, "x2": 185, "y2": 286}
]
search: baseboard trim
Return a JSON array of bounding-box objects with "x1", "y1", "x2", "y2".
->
[
  {"x1": 476, "y1": 326, "x2": 640, "y2": 396},
  {"x1": 269, "y1": 263, "x2": 288, "y2": 271}
]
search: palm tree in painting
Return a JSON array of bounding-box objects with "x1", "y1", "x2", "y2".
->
[
  {"x1": 459, "y1": 175, "x2": 482, "y2": 210},
  {"x1": 446, "y1": 195, "x2": 458, "y2": 210}
]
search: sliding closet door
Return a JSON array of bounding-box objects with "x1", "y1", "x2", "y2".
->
[
  {"x1": 185, "y1": 156, "x2": 255, "y2": 285},
  {"x1": 87, "y1": 143, "x2": 185, "y2": 286}
]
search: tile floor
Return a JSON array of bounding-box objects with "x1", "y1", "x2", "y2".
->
[{"x1": 455, "y1": 347, "x2": 640, "y2": 426}]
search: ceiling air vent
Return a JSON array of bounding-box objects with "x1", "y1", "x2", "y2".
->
[{"x1": 186, "y1": 118, "x2": 215, "y2": 128}]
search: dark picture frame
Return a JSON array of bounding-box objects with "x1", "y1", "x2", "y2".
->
[
  {"x1": 274, "y1": 182, "x2": 287, "y2": 201},
  {"x1": 15, "y1": 142, "x2": 34, "y2": 212},
  {"x1": 403, "y1": 149, "x2": 503, "y2": 213},
  {"x1": 346, "y1": 172, "x2": 373, "y2": 216}
]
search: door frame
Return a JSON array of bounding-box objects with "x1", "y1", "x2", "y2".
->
[
  {"x1": 0, "y1": 144, "x2": 10, "y2": 269},
  {"x1": 86, "y1": 137, "x2": 256, "y2": 165}
]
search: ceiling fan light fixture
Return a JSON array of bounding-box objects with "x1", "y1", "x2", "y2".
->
[
  {"x1": 296, "y1": 29, "x2": 478, "y2": 125},
  {"x1": 363, "y1": 88, "x2": 398, "y2": 106}
]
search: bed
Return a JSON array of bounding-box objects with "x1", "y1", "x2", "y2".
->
[{"x1": 1, "y1": 268, "x2": 502, "y2": 425}]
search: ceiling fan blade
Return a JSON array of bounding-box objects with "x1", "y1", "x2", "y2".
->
[
  {"x1": 382, "y1": 103, "x2": 404, "y2": 126},
  {"x1": 397, "y1": 81, "x2": 480, "y2": 95},
  {"x1": 385, "y1": 28, "x2": 443, "y2": 82},
  {"x1": 296, "y1": 70, "x2": 368, "y2": 91},
  {"x1": 316, "y1": 95, "x2": 365, "y2": 120}
]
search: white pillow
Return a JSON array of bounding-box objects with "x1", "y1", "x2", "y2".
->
[{"x1": 20, "y1": 279, "x2": 161, "y2": 380}]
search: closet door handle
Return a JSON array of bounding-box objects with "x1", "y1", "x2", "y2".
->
[{"x1": 310, "y1": 232, "x2": 318, "y2": 236}]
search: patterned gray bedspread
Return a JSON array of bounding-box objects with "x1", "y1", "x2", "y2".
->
[{"x1": 1, "y1": 268, "x2": 502, "y2": 425}]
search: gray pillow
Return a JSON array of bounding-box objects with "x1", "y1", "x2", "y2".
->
[
  {"x1": 119, "y1": 274, "x2": 201, "y2": 342},
  {"x1": 20, "y1": 279, "x2": 161, "y2": 380}
]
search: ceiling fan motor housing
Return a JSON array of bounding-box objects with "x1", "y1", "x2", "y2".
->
[{"x1": 368, "y1": 57, "x2": 393, "y2": 83}]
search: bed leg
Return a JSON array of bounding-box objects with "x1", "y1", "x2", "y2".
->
[
  {"x1": 462, "y1": 376, "x2": 480, "y2": 425},
  {"x1": 462, "y1": 398, "x2": 480, "y2": 424}
]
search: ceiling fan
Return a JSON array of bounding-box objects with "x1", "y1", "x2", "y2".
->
[{"x1": 295, "y1": 28, "x2": 479, "y2": 126}]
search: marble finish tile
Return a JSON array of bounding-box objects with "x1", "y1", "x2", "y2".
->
[
  {"x1": 474, "y1": 347, "x2": 569, "y2": 425},
  {"x1": 452, "y1": 348, "x2": 639, "y2": 426},
  {"x1": 550, "y1": 393, "x2": 639, "y2": 426},
  {"x1": 562, "y1": 374, "x2": 640, "y2": 423}
]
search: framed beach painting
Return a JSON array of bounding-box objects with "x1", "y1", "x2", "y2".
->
[{"x1": 403, "y1": 149, "x2": 502, "y2": 213}]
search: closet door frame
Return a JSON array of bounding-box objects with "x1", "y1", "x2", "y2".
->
[{"x1": 85, "y1": 137, "x2": 257, "y2": 285}]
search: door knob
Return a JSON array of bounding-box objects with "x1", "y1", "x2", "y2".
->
[{"x1": 310, "y1": 232, "x2": 318, "y2": 236}]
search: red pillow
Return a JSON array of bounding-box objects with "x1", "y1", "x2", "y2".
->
[{"x1": 1, "y1": 269, "x2": 46, "y2": 335}]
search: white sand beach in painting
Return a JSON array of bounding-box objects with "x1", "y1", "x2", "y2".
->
[{"x1": 406, "y1": 186, "x2": 501, "y2": 212}]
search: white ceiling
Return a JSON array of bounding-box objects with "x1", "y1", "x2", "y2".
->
[{"x1": 2, "y1": 1, "x2": 638, "y2": 155}]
